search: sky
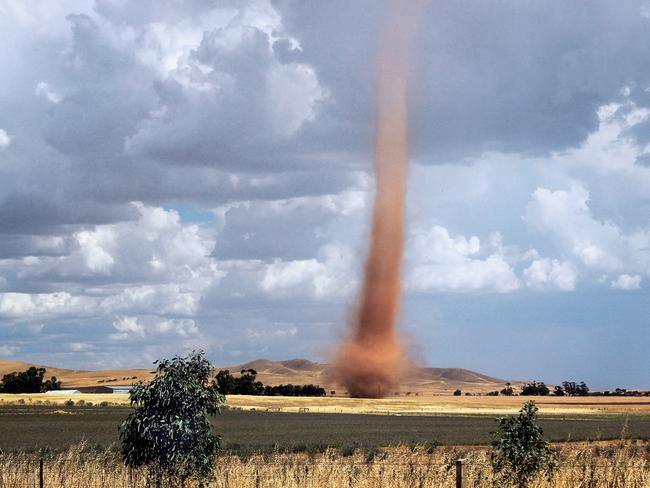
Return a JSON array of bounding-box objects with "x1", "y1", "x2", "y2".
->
[{"x1": 1, "y1": 0, "x2": 650, "y2": 390}]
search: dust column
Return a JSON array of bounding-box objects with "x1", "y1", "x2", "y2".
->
[{"x1": 332, "y1": 0, "x2": 424, "y2": 398}]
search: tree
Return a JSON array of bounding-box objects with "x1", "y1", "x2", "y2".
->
[
  {"x1": 0, "y1": 367, "x2": 61, "y2": 393},
  {"x1": 120, "y1": 351, "x2": 224, "y2": 487},
  {"x1": 500, "y1": 383, "x2": 514, "y2": 396},
  {"x1": 553, "y1": 385, "x2": 565, "y2": 396},
  {"x1": 453, "y1": 389, "x2": 461, "y2": 396},
  {"x1": 520, "y1": 381, "x2": 550, "y2": 396},
  {"x1": 491, "y1": 401, "x2": 557, "y2": 487},
  {"x1": 43, "y1": 376, "x2": 61, "y2": 391},
  {"x1": 562, "y1": 381, "x2": 589, "y2": 396},
  {"x1": 215, "y1": 369, "x2": 236, "y2": 395}
]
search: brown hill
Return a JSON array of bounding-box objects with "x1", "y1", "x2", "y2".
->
[
  {"x1": 0, "y1": 358, "x2": 519, "y2": 394},
  {"x1": 226, "y1": 359, "x2": 518, "y2": 395}
]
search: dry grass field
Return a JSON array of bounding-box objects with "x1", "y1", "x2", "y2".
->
[
  {"x1": 0, "y1": 392, "x2": 131, "y2": 406},
  {"x1": 224, "y1": 394, "x2": 650, "y2": 416},
  {"x1": 3, "y1": 393, "x2": 650, "y2": 416},
  {"x1": 1, "y1": 441, "x2": 649, "y2": 487}
]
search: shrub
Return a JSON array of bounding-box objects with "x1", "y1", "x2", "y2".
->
[
  {"x1": 119, "y1": 351, "x2": 224, "y2": 487},
  {"x1": 500, "y1": 383, "x2": 514, "y2": 396},
  {"x1": 520, "y1": 381, "x2": 550, "y2": 396},
  {"x1": 64, "y1": 399, "x2": 74, "y2": 407},
  {"x1": 491, "y1": 401, "x2": 557, "y2": 487},
  {"x1": 453, "y1": 389, "x2": 461, "y2": 396}
]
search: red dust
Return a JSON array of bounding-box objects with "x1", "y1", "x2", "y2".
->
[{"x1": 331, "y1": 1, "x2": 425, "y2": 398}]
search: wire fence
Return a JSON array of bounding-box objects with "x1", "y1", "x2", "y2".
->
[{"x1": 3, "y1": 456, "x2": 650, "y2": 488}]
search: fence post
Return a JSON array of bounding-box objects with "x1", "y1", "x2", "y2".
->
[
  {"x1": 39, "y1": 458, "x2": 44, "y2": 488},
  {"x1": 455, "y1": 459, "x2": 463, "y2": 488}
]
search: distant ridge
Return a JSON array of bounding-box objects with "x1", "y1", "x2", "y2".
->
[
  {"x1": 0, "y1": 358, "x2": 518, "y2": 394},
  {"x1": 226, "y1": 358, "x2": 517, "y2": 394}
]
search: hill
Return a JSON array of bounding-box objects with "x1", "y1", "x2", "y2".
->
[{"x1": 0, "y1": 358, "x2": 519, "y2": 394}]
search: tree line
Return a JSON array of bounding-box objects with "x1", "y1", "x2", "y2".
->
[
  {"x1": 215, "y1": 368, "x2": 326, "y2": 397},
  {"x1": 0, "y1": 366, "x2": 61, "y2": 393}
]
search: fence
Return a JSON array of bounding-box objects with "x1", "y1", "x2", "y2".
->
[{"x1": 4, "y1": 456, "x2": 650, "y2": 488}]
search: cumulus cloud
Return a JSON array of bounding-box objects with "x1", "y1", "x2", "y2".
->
[
  {"x1": 407, "y1": 226, "x2": 520, "y2": 293},
  {"x1": 523, "y1": 258, "x2": 577, "y2": 291},
  {"x1": 525, "y1": 184, "x2": 650, "y2": 278},
  {"x1": 611, "y1": 274, "x2": 641, "y2": 290},
  {"x1": 111, "y1": 315, "x2": 145, "y2": 339}
]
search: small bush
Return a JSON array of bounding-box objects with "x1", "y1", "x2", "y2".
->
[
  {"x1": 491, "y1": 401, "x2": 557, "y2": 487},
  {"x1": 120, "y1": 351, "x2": 223, "y2": 487},
  {"x1": 64, "y1": 399, "x2": 74, "y2": 407}
]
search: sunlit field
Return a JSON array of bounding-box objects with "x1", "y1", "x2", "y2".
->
[
  {"x1": 3, "y1": 393, "x2": 650, "y2": 415},
  {"x1": 224, "y1": 394, "x2": 650, "y2": 416}
]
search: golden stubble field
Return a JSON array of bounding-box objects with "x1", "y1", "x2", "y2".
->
[
  {"x1": 1, "y1": 441, "x2": 649, "y2": 488},
  {"x1": 3, "y1": 393, "x2": 650, "y2": 416}
]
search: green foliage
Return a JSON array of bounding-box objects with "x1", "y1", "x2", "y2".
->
[
  {"x1": 500, "y1": 383, "x2": 514, "y2": 396},
  {"x1": 561, "y1": 381, "x2": 589, "y2": 396},
  {"x1": 520, "y1": 381, "x2": 550, "y2": 396},
  {"x1": 0, "y1": 367, "x2": 61, "y2": 393},
  {"x1": 43, "y1": 376, "x2": 61, "y2": 391},
  {"x1": 491, "y1": 401, "x2": 557, "y2": 487},
  {"x1": 216, "y1": 369, "x2": 263, "y2": 395},
  {"x1": 215, "y1": 369, "x2": 326, "y2": 396},
  {"x1": 119, "y1": 351, "x2": 224, "y2": 487},
  {"x1": 64, "y1": 399, "x2": 74, "y2": 407},
  {"x1": 553, "y1": 385, "x2": 565, "y2": 396}
]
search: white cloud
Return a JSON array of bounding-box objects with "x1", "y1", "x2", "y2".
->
[
  {"x1": 75, "y1": 228, "x2": 115, "y2": 274},
  {"x1": 111, "y1": 315, "x2": 144, "y2": 339},
  {"x1": 523, "y1": 258, "x2": 577, "y2": 291},
  {"x1": 154, "y1": 318, "x2": 199, "y2": 337},
  {"x1": 0, "y1": 344, "x2": 18, "y2": 356},
  {"x1": 246, "y1": 326, "x2": 297, "y2": 339},
  {"x1": 407, "y1": 226, "x2": 520, "y2": 293},
  {"x1": 35, "y1": 82, "x2": 62, "y2": 103},
  {"x1": 0, "y1": 292, "x2": 94, "y2": 319},
  {"x1": 259, "y1": 243, "x2": 357, "y2": 300},
  {"x1": 525, "y1": 184, "x2": 650, "y2": 277},
  {"x1": 0, "y1": 129, "x2": 11, "y2": 148},
  {"x1": 611, "y1": 274, "x2": 641, "y2": 290}
]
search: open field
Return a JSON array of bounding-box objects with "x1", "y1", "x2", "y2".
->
[
  {"x1": 4, "y1": 393, "x2": 650, "y2": 416},
  {"x1": 2, "y1": 405, "x2": 650, "y2": 453},
  {"x1": 225, "y1": 394, "x2": 650, "y2": 416},
  {"x1": 1, "y1": 442, "x2": 650, "y2": 487}
]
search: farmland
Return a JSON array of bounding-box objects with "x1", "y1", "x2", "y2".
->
[
  {"x1": 3, "y1": 392, "x2": 650, "y2": 415},
  {"x1": 2, "y1": 403, "x2": 650, "y2": 453}
]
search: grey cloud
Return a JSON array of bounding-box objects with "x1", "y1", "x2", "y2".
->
[{"x1": 276, "y1": 0, "x2": 650, "y2": 161}]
